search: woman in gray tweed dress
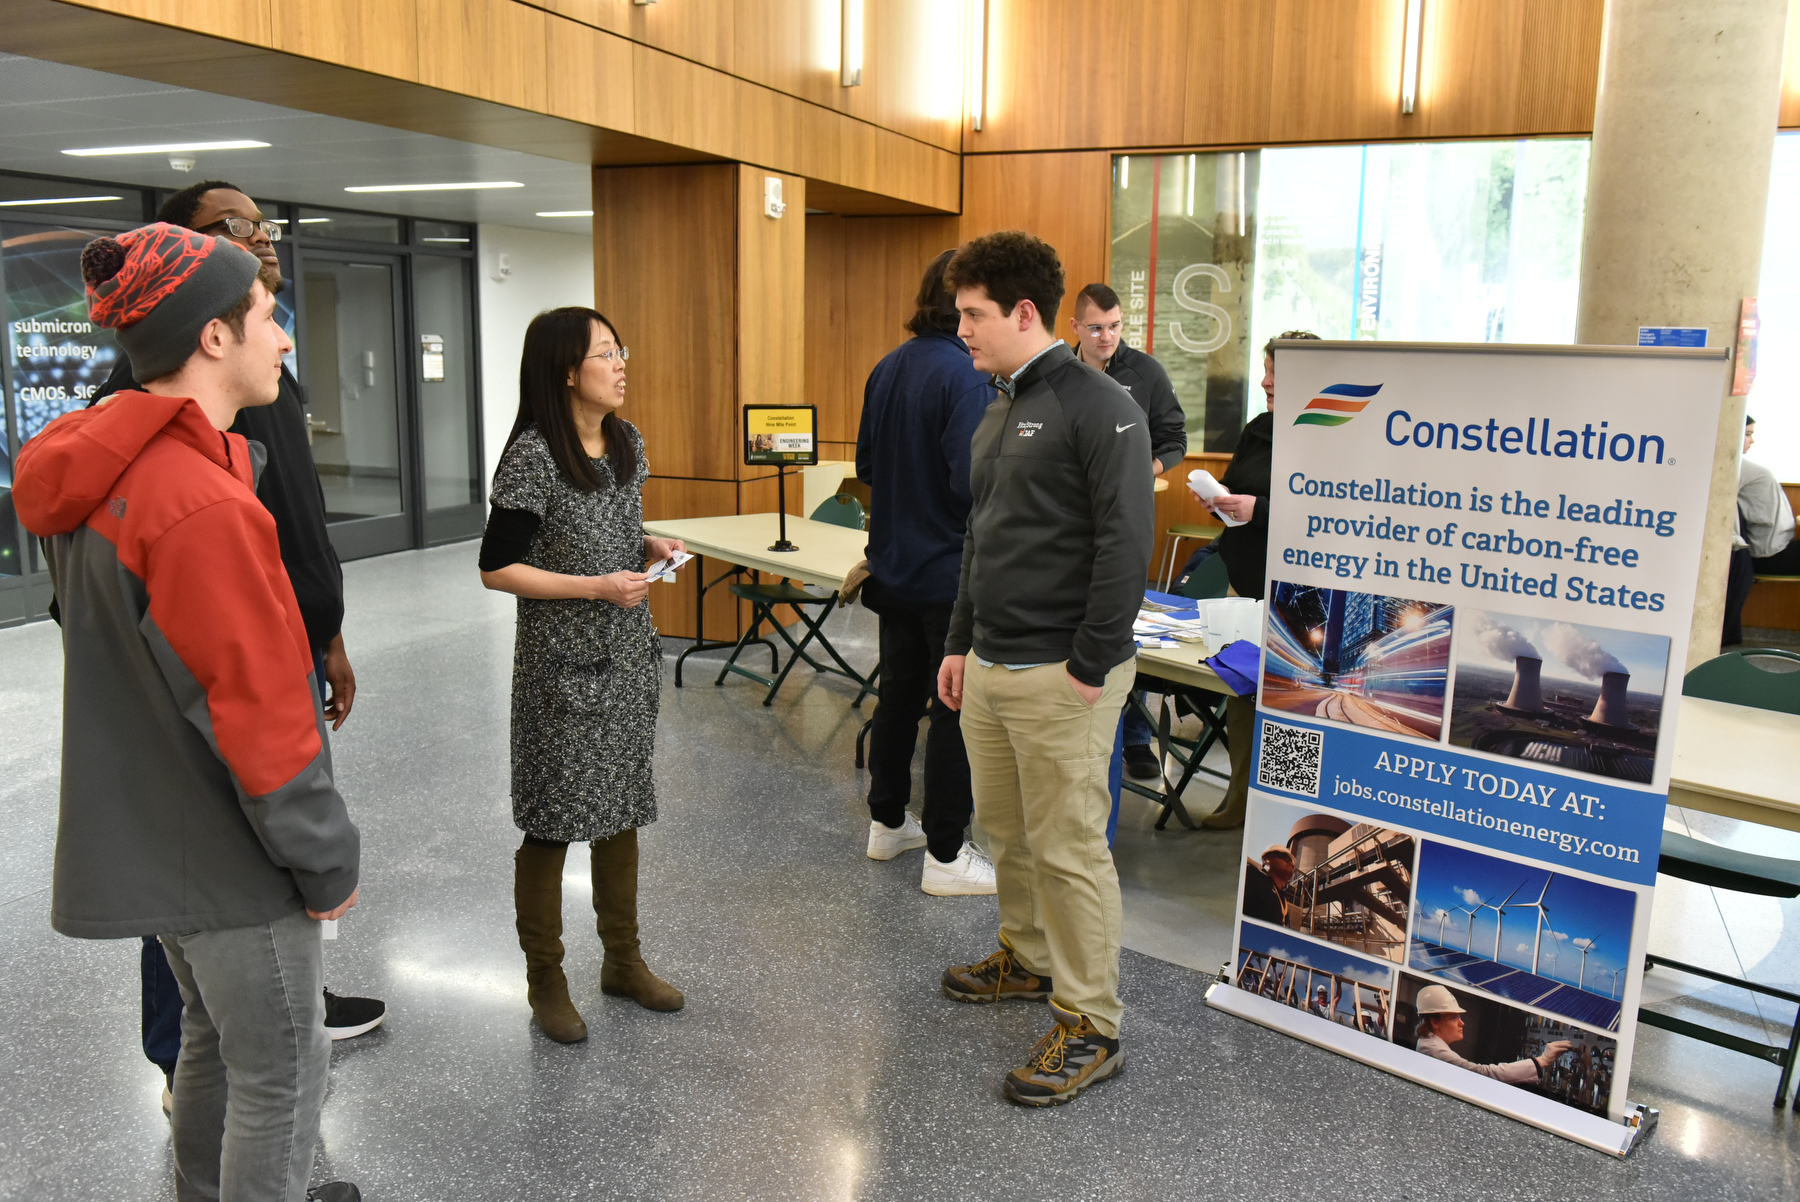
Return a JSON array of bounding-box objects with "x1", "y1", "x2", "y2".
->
[{"x1": 478, "y1": 306, "x2": 685, "y2": 1042}]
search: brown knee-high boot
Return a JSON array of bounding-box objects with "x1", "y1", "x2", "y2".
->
[
  {"x1": 514, "y1": 841, "x2": 588, "y2": 1042},
  {"x1": 591, "y1": 830, "x2": 684, "y2": 1012}
]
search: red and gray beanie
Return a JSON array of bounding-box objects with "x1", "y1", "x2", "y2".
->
[{"x1": 80, "y1": 222, "x2": 262, "y2": 383}]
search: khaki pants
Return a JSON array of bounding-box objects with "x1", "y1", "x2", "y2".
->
[{"x1": 960, "y1": 657, "x2": 1134, "y2": 1037}]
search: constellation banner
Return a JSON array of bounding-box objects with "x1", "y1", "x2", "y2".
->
[{"x1": 1206, "y1": 341, "x2": 1727, "y2": 1155}]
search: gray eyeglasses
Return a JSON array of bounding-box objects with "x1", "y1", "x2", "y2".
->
[{"x1": 584, "y1": 347, "x2": 629, "y2": 363}]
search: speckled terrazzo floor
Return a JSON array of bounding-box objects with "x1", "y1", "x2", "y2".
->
[{"x1": 2, "y1": 541, "x2": 1798, "y2": 1200}]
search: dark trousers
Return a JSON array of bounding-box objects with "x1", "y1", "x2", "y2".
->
[
  {"x1": 141, "y1": 935, "x2": 183, "y2": 1076},
  {"x1": 141, "y1": 648, "x2": 332, "y2": 1075},
  {"x1": 1724, "y1": 545, "x2": 1756, "y2": 647},
  {"x1": 863, "y1": 577, "x2": 973, "y2": 863}
]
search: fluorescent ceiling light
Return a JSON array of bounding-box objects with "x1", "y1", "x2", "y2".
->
[
  {"x1": 841, "y1": 0, "x2": 864, "y2": 87},
  {"x1": 62, "y1": 139, "x2": 269, "y2": 156},
  {"x1": 345, "y1": 181, "x2": 522, "y2": 193},
  {"x1": 0, "y1": 195, "x2": 124, "y2": 207},
  {"x1": 1401, "y1": 0, "x2": 1424, "y2": 115},
  {"x1": 422, "y1": 237, "x2": 470, "y2": 243},
  {"x1": 536, "y1": 210, "x2": 593, "y2": 217},
  {"x1": 297, "y1": 217, "x2": 331, "y2": 223}
]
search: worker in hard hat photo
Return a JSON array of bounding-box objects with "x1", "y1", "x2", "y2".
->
[{"x1": 1411, "y1": 983, "x2": 1571, "y2": 1085}]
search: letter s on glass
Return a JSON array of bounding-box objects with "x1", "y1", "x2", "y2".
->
[{"x1": 1168, "y1": 264, "x2": 1231, "y2": 354}]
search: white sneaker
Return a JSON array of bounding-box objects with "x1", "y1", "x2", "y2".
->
[
  {"x1": 922, "y1": 843, "x2": 998, "y2": 896},
  {"x1": 867, "y1": 812, "x2": 928, "y2": 860}
]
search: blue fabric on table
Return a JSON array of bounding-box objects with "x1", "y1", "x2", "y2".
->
[{"x1": 1206, "y1": 640, "x2": 1261, "y2": 696}]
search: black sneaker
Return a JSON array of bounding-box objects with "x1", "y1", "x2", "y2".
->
[
  {"x1": 1002, "y1": 1000, "x2": 1123, "y2": 1106},
  {"x1": 941, "y1": 937, "x2": 1052, "y2": 1003},
  {"x1": 306, "y1": 1184, "x2": 361, "y2": 1202},
  {"x1": 1123, "y1": 743, "x2": 1162, "y2": 782},
  {"x1": 323, "y1": 990, "x2": 386, "y2": 1040}
]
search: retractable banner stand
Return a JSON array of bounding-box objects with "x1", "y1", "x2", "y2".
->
[{"x1": 1205, "y1": 341, "x2": 1728, "y2": 1155}]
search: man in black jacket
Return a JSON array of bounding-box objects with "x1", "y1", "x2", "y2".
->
[
  {"x1": 92, "y1": 182, "x2": 385, "y2": 1104},
  {"x1": 936, "y1": 232, "x2": 1153, "y2": 1107},
  {"x1": 1068, "y1": 282, "x2": 1187, "y2": 780}
]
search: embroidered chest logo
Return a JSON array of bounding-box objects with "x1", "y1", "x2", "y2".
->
[
  {"x1": 1015, "y1": 421, "x2": 1044, "y2": 439},
  {"x1": 108, "y1": 496, "x2": 127, "y2": 519}
]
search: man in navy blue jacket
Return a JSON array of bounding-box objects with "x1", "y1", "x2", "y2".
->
[{"x1": 856, "y1": 250, "x2": 997, "y2": 896}]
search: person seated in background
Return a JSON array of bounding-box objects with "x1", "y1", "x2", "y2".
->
[
  {"x1": 1742, "y1": 414, "x2": 1800, "y2": 575},
  {"x1": 1241, "y1": 846, "x2": 1295, "y2": 926},
  {"x1": 1411, "y1": 986, "x2": 1569, "y2": 1085},
  {"x1": 1725, "y1": 413, "x2": 1799, "y2": 645}
]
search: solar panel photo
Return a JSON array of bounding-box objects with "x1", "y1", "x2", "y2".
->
[{"x1": 1410, "y1": 840, "x2": 1636, "y2": 1034}]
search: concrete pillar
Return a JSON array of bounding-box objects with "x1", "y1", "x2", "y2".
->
[{"x1": 1576, "y1": 0, "x2": 1790, "y2": 670}]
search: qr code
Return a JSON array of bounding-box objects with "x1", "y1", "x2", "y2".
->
[{"x1": 1257, "y1": 721, "x2": 1323, "y2": 797}]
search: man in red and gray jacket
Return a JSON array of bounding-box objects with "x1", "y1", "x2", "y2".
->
[{"x1": 16, "y1": 223, "x2": 361, "y2": 1202}]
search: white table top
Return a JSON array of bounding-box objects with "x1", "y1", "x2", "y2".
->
[
  {"x1": 1669, "y1": 695, "x2": 1800, "y2": 832},
  {"x1": 643, "y1": 512, "x2": 867, "y2": 590}
]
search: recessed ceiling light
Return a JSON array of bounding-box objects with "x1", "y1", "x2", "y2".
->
[
  {"x1": 0, "y1": 195, "x2": 124, "y2": 207},
  {"x1": 344, "y1": 182, "x2": 523, "y2": 193},
  {"x1": 536, "y1": 210, "x2": 593, "y2": 217},
  {"x1": 62, "y1": 140, "x2": 270, "y2": 156}
]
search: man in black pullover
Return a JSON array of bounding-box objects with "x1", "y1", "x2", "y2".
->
[
  {"x1": 92, "y1": 182, "x2": 384, "y2": 1107},
  {"x1": 935, "y1": 232, "x2": 1153, "y2": 1107}
]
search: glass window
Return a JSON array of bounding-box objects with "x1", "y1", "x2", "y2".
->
[
  {"x1": 415, "y1": 220, "x2": 472, "y2": 246},
  {"x1": 302, "y1": 259, "x2": 404, "y2": 520},
  {"x1": 296, "y1": 207, "x2": 400, "y2": 244},
  {"x1": 412, "y1": 254, "x2": 480, "y2": 511},
  {"x1": 1109, "y1": 139, "x2": 1591, "y2": 450},
  {"x1": 0, "y1": 174, "x2": 143, "y2": 223}
]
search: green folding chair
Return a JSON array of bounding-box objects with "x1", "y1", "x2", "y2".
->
[
  {"x1": 715, "y1": 495, "x2": 871, "y2": 707},
  {"x1": 1638, "y1": 647, "x2": 1800, "y2": 1107}
]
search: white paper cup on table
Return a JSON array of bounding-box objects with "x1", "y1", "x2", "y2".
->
[{"x1": 1188, "y1": 469, "x2": 1246, "y2": 527}]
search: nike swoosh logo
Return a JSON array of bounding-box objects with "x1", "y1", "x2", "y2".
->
[{"x1": 1115, "y1": 423, "x2": 1137, "y2": 433}]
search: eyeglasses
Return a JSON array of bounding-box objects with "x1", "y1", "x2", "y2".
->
[
  {"x1": 1081, "y1": 323, "x2": 1122, "y2": 337},
  {"x1": 200, "y1": 216, "x2": 281, "y2": 242},
  {"x1": 584, "y1": 347, "x2": 629, "y2": 363}
]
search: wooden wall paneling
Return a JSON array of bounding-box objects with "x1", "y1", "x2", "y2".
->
[
  {"x1": 542, "y1": 15, "x2": 636, "y2": 131},
  {"x1": 1264, "y1": 0, "x2": 1406, "y2": 145},
  {"x1": 804, "y1": 215, "x2": 851, "y2": 443},
  {"x1": 624, "y1": 0, "x2": 735, "y2": 73},
  {"x1": 731, "y1": 0, "x2": 838, "y2": 109},
  {"x1": 642, "y1": 476, "x2": 742, "y2": 639},
  {"x1": 59, "y1": 0, "x2": 272, "y2": 43},
  {"x1": 270, "y1": 0, "x2": 420, "y2": 81},
  {"x1": 630, "y1": 42, "x2": 738, "y2": 158},
  {"x1": 958, "y1": 152, "x2": 1112, "y2": 335},
  {"x1": 738, "y1": 168, "x2": 809, "y2": 480},
  {"x1": 593, "y1": 165, "x2": 739, "y2": 482},
  {"x1": 838, "y1": 215, "x2": 962, "y2": 441},
  {"x1": 1417, "y1": 0, "x2": 1601, "y2": 138},
  {"x1": 841, "y1": 0, "x2": 966, "y2": 153},
  {"x1": 976, "y1": 0, "x2": 1189, "y2": 152},
  {"x1": 1183, "y1": 0, "x2": 1278, "y2": 147},
  {"x1": 416, "y1": 0, "x2": 548, "y2": 113}
]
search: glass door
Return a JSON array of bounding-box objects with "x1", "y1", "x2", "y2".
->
[
  {"x1": 411, "y1": 253, "x2": 484, "y2": 543},
  {"x1": 300, "y1": 254, "x2": 412, "y2": 559}
]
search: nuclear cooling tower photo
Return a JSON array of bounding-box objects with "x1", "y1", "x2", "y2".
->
[{"x1": 1448, "y1": 611, "x2": 1669, "y2": 785}]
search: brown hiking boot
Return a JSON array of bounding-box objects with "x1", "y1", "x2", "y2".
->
[
  {"x1": 1002, "y1": 1000, "x2": 1123, "y2": 1106},
  {"x1": 591, "y1": 830, "x2": 685, "y2": 1012},
  {"x1": 514, "y1": 842, "x2": 588, "y2": 1043},
  {"x1": 941, "y1": 935, "x2": 1053, "y2": 1004}
]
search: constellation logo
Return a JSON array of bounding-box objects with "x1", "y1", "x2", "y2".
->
[{"x1": 1294, "y1": 383, "x2": 1383, "y2": 427}]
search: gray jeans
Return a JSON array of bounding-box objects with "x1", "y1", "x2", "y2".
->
[{"x1": 160, "y1": 909, "x2": 327, "y2": 1202}]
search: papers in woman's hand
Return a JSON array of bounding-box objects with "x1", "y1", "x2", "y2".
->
[
  {"x1": 645, "y1": 551, "x2": 694, "y2": 583},
  {"x1": 1188, "y1": 469, "x2": 1246, "y2": 527}
]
